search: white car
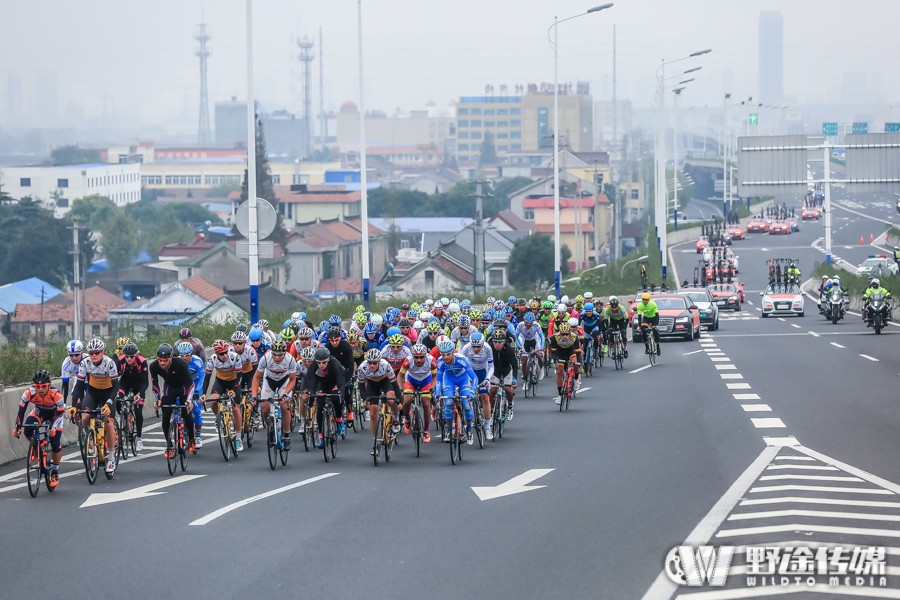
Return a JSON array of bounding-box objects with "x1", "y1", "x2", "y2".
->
[
  {"x1": 856, "y1": 256, "x2": 899, "y2": 278},
  {"x1": 760, "y1": 284, "x2": 805, "y2": 317}
]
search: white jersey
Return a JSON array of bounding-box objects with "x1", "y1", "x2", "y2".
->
[
  {"x1": 77, "y1": 355, "x2": 119, "y2": 390},
  {"x1": 205, "y1": 349, "x2": 243, "y2": 382},
  {"x1": 357, "y1": 359, "x2": 396, "y2": 382},
  {"x1": 460, "y1": 343, "x2": 494, "y2": 381},
  {"x1": 61, "y1": 354, "x2": 86, "y2": 383},
  {"x1": 257, "y1": 352, "x2": 298, "y2": 381}
]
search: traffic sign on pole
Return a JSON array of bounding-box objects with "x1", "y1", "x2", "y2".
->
[
  {"x1": 749, "y1": 113, "x2": 758, "y2": 126},
  {"x1": 852, "y1": 122, "x2": 868, "y2": 134},
  {"x1": 235, "y1": 198, "x2": 277, "y2": 240},
  {"x1": 886, "y1": 123, "x2": 900, "y2": 133},
  {"x1": 822, "y1": 122, "x2": 838, "y2": 136}
]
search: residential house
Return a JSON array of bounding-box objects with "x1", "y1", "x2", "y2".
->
[
  {"x1": 521, "y1": 196, "x2": 601, "y2": 269},
  {"x1": 11, "y1": 286, "x2": 127, "y2": 341},
  {"x1": 390, "y1": 250, "x2": 474, "y2": 297},
  {"x1": 166, "y1": 241, "x2": 287, "y2": 294},
  {"x1": 228, "y1": 186, "x2": 363, "y2": 229},
  {"x1": 88, "y1": 263, "x2": 179, "y2": 301}
]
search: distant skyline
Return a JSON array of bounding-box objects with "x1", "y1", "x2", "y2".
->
[{"x1": 1, "y1": 0, "x2": 899, "y2": 136}]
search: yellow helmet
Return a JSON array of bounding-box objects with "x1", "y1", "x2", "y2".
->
[
  {"x1": 557, "y1": 323, "x2": 572, "y2": 334},
  {"x1": 641, "y1": 292, "x2": 651, "y2": 301}
]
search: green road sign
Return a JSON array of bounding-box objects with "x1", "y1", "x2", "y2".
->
[
  {"x1": 749, "y1": 113, "x2": 758, "y2": 126},
  {"x1": 886, "y1": 122, "x2": 900, "y2": 133},
  {"x1": 822, "y1": 122, "x2": 838, "y2": 136},
  {"x1": 852, "y1": 122, "x2": 868, "y2": 134}
]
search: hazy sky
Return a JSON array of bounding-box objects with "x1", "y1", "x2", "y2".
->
[{"x1": 2, "y1": 0, "x2": 899, "y2": 132}]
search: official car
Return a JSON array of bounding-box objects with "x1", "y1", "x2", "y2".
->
[
  {"x1": 856, "y1": 255, "x2": 899, "y2": 278},
  {"x1": 677, "y1": 288, "x2": 719, "y2": 331},
  {"x1": 768, "y1": 220, "x2": 791, "y2": 235},
  {"x1": 631, "y1": 295, "x2": 701, "y2": 342},
  {"x1": 708, "y1": 283, "x2": 742, "y2": 311},
  {"x1": 760, "y1": 284, "x2": 805, "y2": 317},
  {"x1": 747, "y1": 218, "x2": 769, "y2": 233}
]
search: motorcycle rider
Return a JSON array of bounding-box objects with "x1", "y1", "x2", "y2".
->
[
  {"x1": 821, "y1": 275, "x2": 848, "y2": 316},
  {"x1": 862, "y1": 278, "x2": 892, "y2": 325},
  {"x1": 785, "y1": 261, "x2": 801, "y2": 286}
]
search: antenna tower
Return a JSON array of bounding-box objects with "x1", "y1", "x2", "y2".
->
[
  {"x1": 298, "y1": 35, "x2": 315, "y2": 158},
  {"x1": 195, "y1": 23, "x2": 212, "y2": 146}
]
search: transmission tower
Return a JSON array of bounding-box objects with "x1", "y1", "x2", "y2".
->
[
  {"x1": 195, "y1": 23, "x2": 212, "y2": 147},
  {"x1": 298, "y1": 35, "x2": 315, "y2": 158}
]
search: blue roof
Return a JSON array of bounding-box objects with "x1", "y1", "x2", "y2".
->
[
  {"x1": 0, "y1": 278, "x2": 64, "y2": 313},
  {"x1": 87, "y1": 250, "x2": 153, "y2": 272}
]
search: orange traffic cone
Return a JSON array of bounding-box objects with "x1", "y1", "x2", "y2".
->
[
  {"x1": 870, "y1": 234, "x2": 875, "y2": 243},
  {"x1": 860, "y1": 235, "x2": 865, "y2": 245}
]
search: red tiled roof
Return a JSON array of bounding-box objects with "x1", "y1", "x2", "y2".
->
[
  {"x1": 13, "y1": 286, "x2": 127, "y2": 323},
  {"x1": 181, "y1": 275, "x2": 225, "y2": 303},
  {"x1": 433, "y1": 257, "x2": 474, "y2": 285},
  {"x1": 534, "y1": 223, "x2": 595, "y2": 234},
  {"x1": 317, "y1": 277, "x2": 362, "y2": 294}
]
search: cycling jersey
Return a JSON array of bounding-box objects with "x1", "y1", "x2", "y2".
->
[
  {"x1": 205, "y1": 350, "x2": 243, "y2": 381},
  {"x1": 579, "y1": 313, "x2": 602, "y2": 335},
  {"x1": 602, "y1": 305, "x2": 629, "y2": 322},
  {"x1": 116, "y1": 354, "x2": 149, "y2": 396},
  {"x1": 515, "y1": 322, "x2": 545, "y2": 349},
  {"x1": 538, "y1": 310, "x2": 554, "y2": 332},
  {"x1": 356, "y1": 358, "x2": 396, "y2": 382},
  {"x1": 449, "y1": 326, "x2": 474, "y2": 347},
  {"x1": 16, "y1": 387, "x2": 66, "y2": 452},
  {"x1": 234, "y1": 344, "x2": 259, "y2": 374},
  {"x1": 636, "y1": 300, "x2": 659, "y2": 318},
  {"x1": 61, "y1": 354, "x2": 86, "y2": 400},
  {"x1": 381, "y1": 345, "x2": 413, "y2": 374},
  {"x1": 74, "y1": 356, "x2": 120, "y2": 407},
  {"x1": 460, "y1": 344, "x2": 495, "y2": 384},
  {"x1": 399, "y1": 354, "x2": 436, "y2": 387},
  {"x1": 257, "y1": 352, "x2": 299, "y2": 381},
  {"x1": 185, "y1": 355, "x2": 205, "y2": 396}
]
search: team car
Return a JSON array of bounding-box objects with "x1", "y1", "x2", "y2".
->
[
  {"x1": 708, "y1": 283, "x2": 742, "y2": 311},
  {"x1": 801, "y1": 207, "x2": 821, "y2": 220},
  {"x1": 677, "y1": 288, "x2": 719, "y2": 331},
  {"x1": 727, "y1": 225, "x2": 745, "y2": 240},
  {"x1": 760, "y1": 284, "x2": 805, "y2": 317},
  {"x1": 696, "y1": 236, "x2": 710, "y2": 253},
  {"x1": 630, "y1": 295, "x2": 702, "y2": 342},
  {"x1": 768, "y1": 220, "x2": 791, "y2": 235},
  {"x1": 856, "y1": 255, "x2": 899, "y2": 278},
  {"x1": 746, "y1": 217, "x2": 769, "y2": 233}
]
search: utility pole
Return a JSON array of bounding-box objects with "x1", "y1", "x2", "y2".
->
[
  {"x1": 39, "y1": 286, "x2": 45, "y2": 347},
  {"x1": 611, "y1": 24, "x2": 617, "y2": 156},
  {"x1": 473, "y1": 182, "x2": 486, "y2": 297},
  {"x1": 298, "y1": 35, "x2": 315, "y2": 158},
  {"x1": 319, "y1": 27, "x2": 326, "y2": 146},
  {"x1": 69, "y1": 218, "x2": 82, "y2": 341}
]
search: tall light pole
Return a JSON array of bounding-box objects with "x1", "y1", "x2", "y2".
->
[
  {"x1": 549, "y1": 3, "x2": 613, "y2": 297},
  {"x1": 655, "y1": 48, "x2": 710, "y2": 285},
  {"x1": 722, "y1": 92, "x2": 731, "y2": 217},
  {"x1": 358, "y1": 0, "x2": 371, "y2": 309},
  {"x1": 245, "y1": 0, "x2": 260, "y2": 324}
]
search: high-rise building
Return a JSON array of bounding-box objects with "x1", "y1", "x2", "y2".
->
[{"x1": 759, "y1": 11, "x2": 784, "y2": 106}]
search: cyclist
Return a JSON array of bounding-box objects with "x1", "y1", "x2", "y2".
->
[
  {"x1": 231, "y1": 330, "x2": 259, "y2": 395},
  {"x1": 515, "y1": 311, "x2": 545, "y2": 384},
  {"x1": 60, "y1": 339, "x2": 85, "y2": 403},
  {"x1": 177, "y1": 341, "x2": 206, "y2": 448},
  {"x1": 602, "y1": 296, "x2": 630, "y2": 359},
  {"x1": 420, "y1": 322, "x2": 442, "y2": 351},
  {"x1": 636, "y1": 292, "x2": 661, "y2": 356},
  {"x1": 489, "y1": 329, "x2": 517, "y2": 419},
  {"x1": 205, "y1": 339, "x2": 245, "y2": 452},
  {"x1": 460, "y1": 331, "x2": 494, "y2": 440},
  {"x1": 248, "y1": 327, "x2": 270, "y2": 361},
  {"x1": 69, "y1": 338, "x2": 120, "y2": 475},
  {"x1": 434, "y1": 339, "x2": 476, "y2": 445},
  {"x1": 256, "y1": 319, "x2": 276, "y2": 345},
  {"x1": 398, "y1": 343, "x2": 437, "y2": 444},
  {"x1": 398, "y1": 318, "x2": 418, "y2": 343},
  {"x1": 115, "y1": 341, "x2": 149, "y2": 451},
  {"x1": 114, "y1": 336, "x2": 131, "y2": 357},
  {"x1": 450, "y1": 314, "x2": 474, "y2": 347},
  {"x1": 325, "y1": 326, "x2": 356, "y2": 426},
  {"x1": 307, "y1": 346, "x2": 348, "y2": 446},
  {"x1": 358, "y1": 348, "x2": 402, "y2": 451},
  {"x1": 251, "y1": 339, "x2": 298, "y2": 450},
  {"x1": 362, "y1": 321, "x2": 385, "y2": 352},
  {"x1": 178, "y1": 327, "x2": 207, "y2": 362},
  {"x1": 149, "y1": 343, "x2": 197, "y2": 457},
  {"x1": 579, "y1": 302, "x2": 604, "y2": 358},
  {"x1": 548, "y1": 323, "x2": 582, "y2": 403},
  {"x1": 381, "y1": 333, "x2": 413, "y2": 376},
  {"x1": 348, "y1": 330, "x2": 366, "y2": 368},
  {"x1": 14, "y1": 370, "x2": 65, "y2": 489}
]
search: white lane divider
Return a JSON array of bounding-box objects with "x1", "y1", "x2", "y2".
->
[
  {"x1": 777, "y1": 317, "x2": 786, "y2": 322},
  {"x1": 682, "y1": 349, "x2": 704, "y2": 356},
  {"x1": 831, "y1": 342, "x2": 845, "y2": 348},
  {"x1": 734, "y1": 393, "x2": 761, "y2": 400},
  {"x1": 720, "y1": 374, "x2": 743, "y2": 380},
  {"x1": 629, "y1": 364, "x2": 653, "y2": 374},
  {"x1": 715, "y1": 364, "x2": 737, "y2": 370},
  {"x1": 860, "y1": 354, "x2": 880, "y2": 362},
  {"x1": 726, "y1": 383, "x2": 752, "y2": 390},
  {"x1": 809, "y1": 331, "x2": 820, "y2": 337},
  {"x1": 190, "y1": 473, "x2": 340, "y2": 526},
  {"x1": 790, "y1": 324, "x2": 801, "y2": 329},
  {"x1": 710, "y1": 357, "x2": 731, "y2": 362},
  {"x1": 751, "y1": 418, "x2": 786, "y2": 428},
  {"x1": 741, "y1": 404, "x2": 771, "y2": 412}
]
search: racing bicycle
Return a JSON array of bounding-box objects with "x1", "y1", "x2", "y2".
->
[
  {"x1": 266, "y1": 397, "x2": 290, "y2": 469},
  {"x1": 24, "y1": 420, "x2": 56, "y2": 497},
  {"x1": 216, "y1": 390, "x2": 238, "y2": 462},
  {"x1": 609, "y1": 329, "x2": 626, "y2": 370},
  {"x1": 372, "y1": 394, "x2": 398, "y2": 466},
  {"x1": 641, "y1": 323, "x2": 659, "y2": 367},
  {"x1": 76, "y1": 408, "x2": 115, "y2": 484}
]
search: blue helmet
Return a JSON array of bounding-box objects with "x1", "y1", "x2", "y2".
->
[
  {"x1": 386, "y1": 326, "x2": 402, "y2": 338},
  {"x1": 428, "y1": 316, "x2": 441, "y2": 325},
  {"x1": 524, "y1": 312, "x2": 536, "y2": 323},
  {"x1": 364, "y1": 322, "x2": 379, "y2": 335},
  {"x1": 283, "y1": 319, "x2": 294, "y2": 329},
  {"x1": 249, "y1": 328, "x2": 263, "y2": 341},
  {"x1": 504, "y1": 305, "x2": 514, "y2": 315},
  {"x1": 328, "y1": 314, "x2": 342, "y2": 326},
  {"x1": 407, "y1": 309, "x2": 418, "y2": 319},
  {"x1": 66, "y1": 339, "x2": 83, "y2": 354},
  {"x1": 318, "y1": 320, "x2": 329, "y2": 332},
  {"x1": 470, "y1": 331, "x2": 484, "y2": 347},
  {"x1": 457, "y1": 315, "x2": 471, "y2": 328},
  {"x1": 176, "y1": 341, "x2": 193, "y2": 356},
  {"x1": 583, "y1": 302, "x2": 595, "y2": 312},
  {"x1": 460, "y1": 299, "x2": 472, "y2": 310},
  {"x1": 507, "y1": 295, "x2": 516, "y2": 304},
  {"x1": 484, "y1": 308, "x2": 495, "y2": 319},
  {"x1": 299, "y1": 311, "x2": 307, "y2": 321},
  {"x1": 437, "y1": 339, "x2": 455, "y2": 354}
]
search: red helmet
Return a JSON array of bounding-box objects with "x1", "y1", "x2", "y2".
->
[{"x1": 212, "y1": 339, "x2": 228, "y2": 354}]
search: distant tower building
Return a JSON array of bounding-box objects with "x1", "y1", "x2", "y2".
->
[
  {"x1": 195, "y1": 23, "x2": 212, "y2": 147},
  {"x1": 758, "y1": 11, "x2": 783, "y2": 106},
  {"x1": 298, "y1": 35, "x2": 315, "y2": 158}
]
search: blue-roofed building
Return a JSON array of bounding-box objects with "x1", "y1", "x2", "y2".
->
[
  {"x1": 0, "y1": 162, "x2": 141, "y2": 217},
  {"x1": 0, "y1": 277, "x2": 63, "y2": 314}
]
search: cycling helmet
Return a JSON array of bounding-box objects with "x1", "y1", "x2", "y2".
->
[
  {"x1": 410, "y1": 302, "x2": 420, "y2": 311},
  {"x1": 491, "y1": 330, "x2": 507, "y2": 343},
  {"x1": 235, "y1": 323, "x2": 249, "y2": 333},
  {"x1": 318, "y1": 320, "x2": 329, "y2": 333},
  {"x1": 328, "y1": 326, "x2": 343, "y2": 340},
  {"x1": 348, "y1": 330, "x2": 360, "y2": 342},
  {"x1": 258, "y1": 319, "x2": 269, "y2": 329},
  {"x1": 353, "y1": 313, "x2": 368, "y2": 326},
  {"x1": 86, "y1": 338, "x2": 106, "y2": 353},
  {"x1": 424, "y1": 298, "x2": 435, "y2": 307},
  {"x1": 411, "y1": 343, "x2": 427, "y2": 357},
  {"x1": 172, "y1": 342, "x2": 190, "y2": 356},
  {"x1": 460, "y1": 299, "x2": 471, "y2": 310},
  {"x1": 872, "y1": 278, "x2": 880, "y2": 287},
  {"x1": 547, "y1": 294, "x2": 557, "y2": 303},
  {"x1": 32, "y1": 369, "x2": 52, "y2": 385},
  {"x1": 484, "y1": 308, "x2": 496, "y2": 320},
  {"x1": 328, "y1": 315, "x2": 342, "y2": 327},
  {"x1": 557, "y1": 303, "x2": 567, "y2": 313},
  {"x1": 314, "y1": 347, "x2": 330, "y2": 361},
  {"x1": 355, "y1": 305, "x2": 365, "y2": 315},
  {"x1": 280, "y1": 327, "x2": 296, "y2": 341},
  {"x1": 584, "y1": 292, "x2": 594, "y2": 300},
  {"x1": 609, "y1": 297, "x2": 620, "y2": 308},
  {"x1": 400, "y1": 303, "x2": 411, "y2": 312},
  {"x1": 371, "y1": 314, "x2": 384, "y2": 327},
  {"x1": 212, "y1": 339, "x2": 229, "y2": 354},
  {"x1": 365, "y1": 348, "x2": 382, "y2": 362},
  {"x1": 821, "y1": 275, "x2": 829, "y2": 281},
  {"x1": 179, "y1": 327, "x2": 193, "y2": 339},
  {"x1": 583, "y1": 302, "x2": 595, "y2": 312},
  {"x1": 231, "y1": 330, "x2": 248, "y2": 343},
  {"x1": 447, "y1": 302, "x2": 460, "y2": 314},
  {"x1": 469, "y1": 331, "x2": 484, "y2": 347},
  {"x1": 292, "y1": 311, "x2": 302, "y2": 321},
  {"x1": 557, "y1": 323, "x2": 572, "y2": 334},
  {"x1": 542, "y1": 301, "x2": 553, "y2": 310},
  {"x1": 298, "y1": 327, "x2": 314, "y2": 339},
  {"x1": 574, "y1": 294, "x2": 584, "y2": 304},
  {"x1": 504, "y1": 306, "x2": 514, "y2": 316},
  {"x1": 507, "y1": 295, "x2": 516, "y2": 304},
  {"x1": 271, "y1": 340, "x2": 288, "y2": 353},
  {"x1": 385, "y1": 327, "x2": 401, "y2": 339},
  {"x1": 364, "y1": 322, "x2": 379, "y2": 335},
  {"x1": 440, "y1": 297, "x2": 450, "y2": 306},
  {"x1": 435, "y1": 334, "x2": 451, "y2": 347},
  {"x1": 116, "y1": 336, "x2": 131, "y2": 351},
  {"x1": 300, "y1": 346, "x2": 316, "y2": 361},
  {"x1": 470, "y1": 309, "x2": 483, "y2": 322},
  {"x1": 407, "y1": 309, "x2": 418, "y2": 319},
  {"x1": 67, "y1": 339, "x2": 83, "y2": 354},
  {"x1": 560, "y1": 295, "x2": 569, "y2": 304},
  {"x1": 156, "y1": 343, "x2": 174, "y2": 358},
  {"x1": 493, "y1": 318, "x2": 508, "y2": 330},
  {"x1": 641, "y1": 292, "x2": 651, "y2": 301},
  {"x1": 412, "y1": 320, "x2": 424, "y2": 330},
  {"x1": 419, "y1": 311, "x2": 433, "y2": 321},
  {"x1": 568, "y1": 317, "x2": 579, "y2": 328},
  {"x1": 832, "y1": 275, "x2": 840, "y2": 283},
  {"x1": 398, "y1": 318, "x2": 411, "y2": 328},
  {"x1": 529, "y1": 299, "x2": 540, "y2": 310},
  {"x1": 524, "y1": 312, "x2": 536, "y2": 323},
  {"x1": 457, "y1": 315, "x2": 471, "y2": 328},
  {"x1": 437, "y1": 339, "x2": 455, "y2": 354},
  {"x1": 493, "y1": 300, "x2": 505, "y2": 311},
  {"x1": 122, "y1": 342, "x2": 139, "y2": 357},
  {"x1": 249, "y1": 328, "x2": 263, "y2": 341},
  {"x1": 426, "y1": 322, "x2": 442, "y2": 333},
  {"x1": 388, "y1": 333, "x2": 405, "y2": 346}
]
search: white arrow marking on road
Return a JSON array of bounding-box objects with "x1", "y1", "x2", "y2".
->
[
  {"x1": 80, "y1": 474, "x2": 206, "y2": 508},
  {"x1": 472, "y1": 469, "x2": 554, "y2": 501}
]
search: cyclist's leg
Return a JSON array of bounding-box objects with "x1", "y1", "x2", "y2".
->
[
  {"x1": 365, "y1": 380, "x2": 380, "y2": 437},
  {"x1": 47, "y1": 411, "x2": 64, "y2": 470}
]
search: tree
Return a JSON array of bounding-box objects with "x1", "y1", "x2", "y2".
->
[
  {"x1": 70, "y1": 195, "x2": 116, "y2": 231},
  {"x1": 508, "y1": 234, "x2": 555, "y2": 290},
  {"x1": 479, "y1": 132, "x2": 498, "y2": 166},
  {"x1": 50, "y1": 145, "x2": 100, "y2": 165},
  {"x1": 0, "y1": 184, "x2": 13, "y2": 204},
  {"x1": 240, "y1": 116, "x2": 277, "y2": 209},
  {"x1": 0, "y1": 198, "x2": 68, "y2": 287},
  {"x1": 101, "y1": 210, "x2": 138, "y2": 270}
]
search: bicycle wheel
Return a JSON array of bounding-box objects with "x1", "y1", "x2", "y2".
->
[
  {"x1": 648, "y1": 336, "x2": 657, "y2": 367},
  {"x1": 384, "y1": 418, "x2": 394, "y2": 463},
  {"x1": 268, "y1": 416, "x2": 278, "y2": 470},
  {"x1": 216, "y1": 413, "x2": 231, "y2": 462},
  {"x1": 450, "y1": 411, "x2": 458, "y2": 465},
  {"x1": 166, "y1": 417, "x2": 178, "y2": 476},
  {"x1": 302, "y1": 412, "x2": 312, "y2": 452},
  {"x1": 329, "y1": 417, "x2": 336, "y2": 460},
  {"x1": 412, "y1": 404, "x2": 422, "y2": 458},
  {"x1": 127, "y1": 411, "x2": 137, "y2": 457},
  {"x1": 78, "y1": 421, "x2": 88, "y2": 467},
  {"x1": 26, "y1": 437, "x2": 41, "y2": 498},
  {"x1": 558, "y1": 378, "x2": 566, "y2": 412},
  {"x1": 474, "y1": 403, "x2": 484, "y2": 449},
  {"x1": 115, "y1": 417, "x2": 126, "y2": 463},
  {"x1": 322, "y1": 411, "x2": 330, "y2": 464},
  {"x1": 84, "y1": 429, "x2": 99, "y2": 484},
  {"x1": 280, "y1": 425, "x2": 289, "y2": 466},
  {"x1": 179, "y1": 424, "x2": 189, "y2": 472},
  {"x1": 373, "y1": 417, "x2": 382, "y2": 466},
  {"x1": 494, "y1": 389, "x2": 505, "y2": 440},
  {"x1": 584, "y1": 344, "x2": 593, "y2": 377}
]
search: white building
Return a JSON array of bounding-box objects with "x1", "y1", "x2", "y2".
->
[{"x1": 0, "y1": 162, "x2": 141, "y2": 217}]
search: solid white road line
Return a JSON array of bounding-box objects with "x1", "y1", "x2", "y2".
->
[
  {"x1": 749, "y1": 484, "x2": 892, "y2": 495},
  {"x1": 715, "y1": 364, "x2": 737, "y2": 370},
  {"x1": 741, "y1": 496, "x2": 900, "y2": 509},
  {"x1": 773, "y1": 455, "x2": 814, "y2": 461},
  {"x1": 0, "y1": 449, "x2": 165, "y2": 494},
  {"x1": 796, "y1": 445, "x2": 900, "y2": 495},
  {"x1": 860, "y1": 354, "x2": 880, "y2": 362},
  {"x1": 831, "y1": 342, "x2": 846, "y2": 348},
  {"x1": 741, "y1": 404, "x2": 771, "y2": 412},
  {"x1": 190, "y1": 473, "x2": 340, "y2": 526},
  {"x1": 733, "y1": 393, "x2": 760, "y2": 400},
  {"x1": 759, "y1": 474, "x2": 862, "y2": 482},
  {"x1": 750, "y1": 418, "x2": 785, "y2": 428},
  {"x1": 682, "y1": 349, "x2": 704, "y2": 356},
  {"x1": 717, "y1": 523, "x2": 900, "y2": 539},
  {"x1": 763, "y1": 436, "x2": 801, "y2": 446}
]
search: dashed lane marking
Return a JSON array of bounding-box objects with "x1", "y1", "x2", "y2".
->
[
  {"x1": 733, "y1": 393, "x2": 760, "y2": 400},
  {"x1": 831, "y1": 342, "x2": 845, "y2": 348},
  {"x1": 741, "y1": 404, "x2": 771, "y2": 412},
  {"x1": 750, "y1": 418, "x2": 786, "y2": 428},
  {"x1": 861, "y1": 354, "x2": 880, "y2": 362},
  {"x1": 716, "y1": 364, "x2": 737, "y2": 370},
  {"x1": 720, "y1": 374, "x2": 743, "y2": 380}
]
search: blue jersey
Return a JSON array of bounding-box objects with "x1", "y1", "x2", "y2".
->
[
  {"x1": 436, "y1": 353, "x2": 477, "y2": 380},
  {"x1": 186, "y1": 356, "x2": 205, "y2": 396},
  {"x1": 580, "y1": 313, "x2": 602, "y2": 335}
]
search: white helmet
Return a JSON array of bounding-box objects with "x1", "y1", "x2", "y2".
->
[
  {"x1": 872, "y1": 278, "x2": 880, "y2": 286},
  {"x1": 560, "y1": 295, "x2": 570, "y2": 304},
  {"x1": 291, "y1": 311, "x2": 301, "y2": 321},
  {"x1": 547, "y1": 294, "x2": 557, "y2": 303},
  {"x1": 557, "y1": 303, "x2": 567, "y2": 313},
  {"x1": 567, "y1": 317, "x2": 579, "y2": 328},
  {"x1": 371, "y1": 314, "x2": 384, "y2": 327},
  {"x1": 424, "y1": 299, "x2": 434, "y2": 307},
  {"x1": 584, "y1": 292, "x2": 594, "y2": 300},
  {"x1": 412, "y1": 319, "x2": 424, "y2": 330}
]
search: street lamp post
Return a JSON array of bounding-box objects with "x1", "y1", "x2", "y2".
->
[
  {"x1": 620, "y1": 254, "x2": 649, "y2": 278},
  {"x1": 550, "y1": 3, "x2": 613, "y2": 298},
  {"x1": 358, "y1": 0, "x2": 371, "y2": 309}
]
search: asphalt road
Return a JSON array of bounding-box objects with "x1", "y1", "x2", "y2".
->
[{"x1": 3, "y1": 193, "x2": 900, "y2": 600}]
